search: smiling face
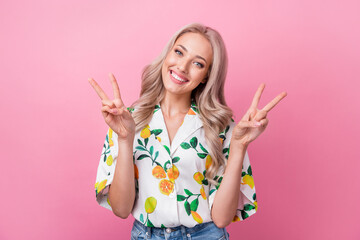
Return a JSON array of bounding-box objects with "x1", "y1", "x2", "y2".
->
[{"x1": 161, "y1": 32, "x2": 213, "y2": 99}]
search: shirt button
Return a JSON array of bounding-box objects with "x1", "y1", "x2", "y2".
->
[
  {"x1": 187, "y1": 233, "x2": 191, "y2": 237},
  {"x1": 166, "y1": 228, "x2": 172, "y2": 233}
]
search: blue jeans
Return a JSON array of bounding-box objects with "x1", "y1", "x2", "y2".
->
[{"x1": 131, "y1": 219, "x2": 230, "y2": 240}]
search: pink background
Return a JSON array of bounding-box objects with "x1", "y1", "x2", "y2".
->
[{"x1": 1, "y1": 0, "x2": 359, "y2": 239}]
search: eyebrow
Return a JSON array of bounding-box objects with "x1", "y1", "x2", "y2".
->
[{"x1": 177, "y1": 44, "x2": 207, "y2": 64}]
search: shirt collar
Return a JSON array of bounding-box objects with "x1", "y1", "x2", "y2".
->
[{"x1": 148, "y1": 99, "x2": 203, "y2": 156}]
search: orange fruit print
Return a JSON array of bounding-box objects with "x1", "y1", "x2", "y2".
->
[
  {"x1": 152, "y1": 165, "x2": 166, "y2": 179},
  {"x1": 159, "y1": 179, "x2": 174, "y2": 195},
  {"x1": 167, "y1": 164, "x2": 179, "y2": 182}
]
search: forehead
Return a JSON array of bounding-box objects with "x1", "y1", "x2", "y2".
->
[{"x1": 174, "y1": 32, "x2": 213, "y2": 63}]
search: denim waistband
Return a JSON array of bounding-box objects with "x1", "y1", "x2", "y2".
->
[{"x1": 133, "y1": 219, "x2": 217, "y2": 236}]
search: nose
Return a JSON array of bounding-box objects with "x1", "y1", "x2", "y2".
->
[{"x1": 177, "y1": 58, "x2": 190, "y2": 73}]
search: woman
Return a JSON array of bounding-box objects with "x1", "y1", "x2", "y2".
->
[{"x1": 90, "y1": 23, "x2": 287, "y2": 239}]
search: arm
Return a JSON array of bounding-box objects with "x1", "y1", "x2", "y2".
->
[
  {"x1": 210, "y1": 142, "x2": 247, "y2": 228},
  {"x1": 211, "y1": 84, "x2": 287, "y2": 227},
  {"x1": 108, "y1": 136, "x2": 136, "y2": 219}
]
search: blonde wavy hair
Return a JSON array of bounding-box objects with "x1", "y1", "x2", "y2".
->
[{"x1": 130, "y1": 23, "x2": 233, "y2": 184}]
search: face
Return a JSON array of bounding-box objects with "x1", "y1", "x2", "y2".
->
[{"x1": 161, "y1": 32, "x2": 213, "y2": 99}]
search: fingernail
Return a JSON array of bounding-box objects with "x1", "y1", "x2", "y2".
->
[
  {"x1": 254, "y1": 121, "x2": 261, "y2": 126},
  {"x1": 111, "y1": 109, "x2": 118, "y2": 114}
]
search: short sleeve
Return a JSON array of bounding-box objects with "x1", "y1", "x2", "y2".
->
[
  {"x1": 208, "y1": 120, "x2": 258, "y2": 222},
  {"x1": 94, "y1": 128, "x2": 118, "y2": 211}
]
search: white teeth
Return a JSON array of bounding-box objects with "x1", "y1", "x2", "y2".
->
[{"x1": 171, "y1": 71, "x2": 187, "y2": 82}]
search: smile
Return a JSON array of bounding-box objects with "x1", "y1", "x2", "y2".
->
[{"x1": 170, "y1": 70, "x2": 189, "y2": 83}]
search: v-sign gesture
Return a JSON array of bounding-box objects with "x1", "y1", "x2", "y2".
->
[
  {"x1": 88, "y1": 73, "x2": 135, "y2": 140},
  {"x1": 231, "y1": 83, "x2": 287, "y2": 147}
]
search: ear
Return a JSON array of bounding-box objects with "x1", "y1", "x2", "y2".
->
[{"x1": 201, "y1": 76, "x2": 208, "y2": 84}]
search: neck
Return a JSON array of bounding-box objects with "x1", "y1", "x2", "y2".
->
[{"x1": 160, "y1": 92, "x2": 191, "y2": 118}]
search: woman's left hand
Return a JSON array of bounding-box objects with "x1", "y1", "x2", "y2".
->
[{"x1": 231, "y1": 83, "x2": 287, "y2": 147}]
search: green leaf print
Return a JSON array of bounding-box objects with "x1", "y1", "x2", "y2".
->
[
  {"x1": 172, "y1": 157, "x2": 180, "y2": 163},
  {"x1": 145, "y1": 137, "x2": 149, "y2": 147},
  {"x1": 247, "y1": 165, "x2": 252, "y2": 176},
  {"x1": 151, "y1": 129, "x2": 163, "y2": 136},
  {"x1": 244, "y1": 204, "x2": 255, "y2": 211},
  {"x1": 184, "y1": 189, "x2": 193, "y2": 196},
  {"x1": 161, "y1": 224, "x2": 166, "y2": 228},
  {"x1": 147, "y1": 219, "x2": 155, "y2": 227},
  {"x1": 184, "y1": 201, "x2": 191, "y2": 216},
  {"x1": 154, "y1": 105, "x2": 160, "y2": 113},
  {"x1": 177, "y1": 195, "x2": 186, "y2": 201},
  {"x1": 197, "y1": 153, "x2": 207, "y2": 159},
  {"x1": 135, "y1": 146, "x2": 147, "y2": 151},
  {"x1": 241, "y1": 172, "x2": 246, "y2": 177},
  {"x1": 199, "y1": 143, "x2": 208, "y2": 153},
  {"x1": 180, "y1": 142, "x2": 191, "y2": 149},
  {"x1": 137, "y1": 139, "x2": 144, "y2": 146},
  {"x1": 241, "y1": 210, "x2": 249, "y2": 220},
  {"x1": 137, "y1": 154, "x2": 149, "y2": 160},
  {"x1": 163, "y1": 160, "x2": 171, "y2": 171},
  {"x1": 154, "y1": 151, "x2": 159, "y2": 161},
  {"x1": 202, "y1": 179, "x2": 208, "y2": 185},
  {"x1": 150, "y1": 146, "x2": 154, "y2": 156},
  {"x1": 164, "y1": 145, "x2": 171, "y2": 155},
  {"x1": 253, "y1": 193, "x2": 257, "y2": 201},
  {"x1": 190, "y1": 198, "x2": 199, "y2": 212},
  {"x1": 190, "y1": 137, "x2": 198, "y2": 148},
  {"x1": 223, "y1": 148, "x2": 229, "y2": 154},
  {"x1": 140, "y1": 213, "x2": 144, "y2": 223},
  {"x1": 209, "y1": 189, "x2": 216, "y2": 196}
]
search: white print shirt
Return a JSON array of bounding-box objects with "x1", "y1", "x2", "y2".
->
[{"x1": 95, "y1": 100, "x2": 257, "y2": 228}]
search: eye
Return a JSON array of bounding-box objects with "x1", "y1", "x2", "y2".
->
[
  {"x1": 194, "y1": 62, "x2": 204, "y2": 68},
  {"x1": 175, "y1": 49, "x2": 182, "y2": 56}
]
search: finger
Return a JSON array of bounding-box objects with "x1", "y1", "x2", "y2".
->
[
  {"x1": 254, "y1": 109, "x2": 267, "y2": 122},
  {"x1": 102, "y1": 99, "x2": 116, "y2": 108},
  {"x1": 109, "y1": 73, "x2": 124, "y2": 106},
  {"x1": 262, "y1": 91, "x2": 287, "y2": 112},
  {"x1": 241, "y1": 109, "x2": 254, "y2": 121},
  {"x1": 88, "y1": 78, "x2": 110, "y2": 100},
  {"x1": 237, "y1": 120, "x2": 262, "y2": 129},
  {"x1": 250, "y1": 83, "x2": 265, "y2": 109}
]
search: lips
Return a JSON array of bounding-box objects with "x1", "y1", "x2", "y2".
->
[{"x1": 170, "y1": 70, "x2": 189, "y2": 83}]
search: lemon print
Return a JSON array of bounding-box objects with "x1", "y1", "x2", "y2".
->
[
  {"x1": 159, "y1": 179, "x2": 174, "y2": 196},
  {"x1": 145, "y1": 197, "x2": 157, "y2": 214},
  {"x1": 191, "y1": 211, "x2": 203, "y2": 223},
  {"x1": 94, "y1": 182, "x2": 99, "y2": 190},
  {"x1": 167, "y1": 164, "x2": 179, "y2": 182},
  {"x1": 107, "y1": 197, "x2": 111, "y2": 207},
  {"x1": 254, "y1": 201, "x2": 258, "y2": 211},
  {"x1": 241, "y1": 175, "x2": 254, "y2": 189},
  {"x1": 219, "y1": 137, "x2": 223, "y2": 145},
  {"x1": 200, "y1": 186, "x2": 206, "y2": 200},
  {"x1": 106, "y1": 155, "x2": 113, "y2": 166},
  {"x1": 156, "y1": 136, "x2": 161, "y2": 142},
  {"x1": 193, "y1": 172, "x2": 204, "y2": 185},
  {"x1": 232, "y1": 215, "x2": 240, "y2": 222},
  {"x1": 152, "y1": 165, "x2": 166, "y2": 179},
  {"x1": 109, "y1": 128, "x2": 114, "y2": 147},
  {"x1": 140, "y1": 125, "x2": 151, "y2": 139},
  {"x1": 96, "y1": 179, "x2": 107, "y2": 194},
  {"x1": 205, "y1": 155, "x2": 212, "y2": 170}
]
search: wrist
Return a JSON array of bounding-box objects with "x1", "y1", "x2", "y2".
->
[{"x1": 230, "y1": 140, "x2": 248, "y2": 151}]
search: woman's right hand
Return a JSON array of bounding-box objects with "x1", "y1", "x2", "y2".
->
[{"x1": 88, "y1": 73, "x2": 135, "y2": 140}]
